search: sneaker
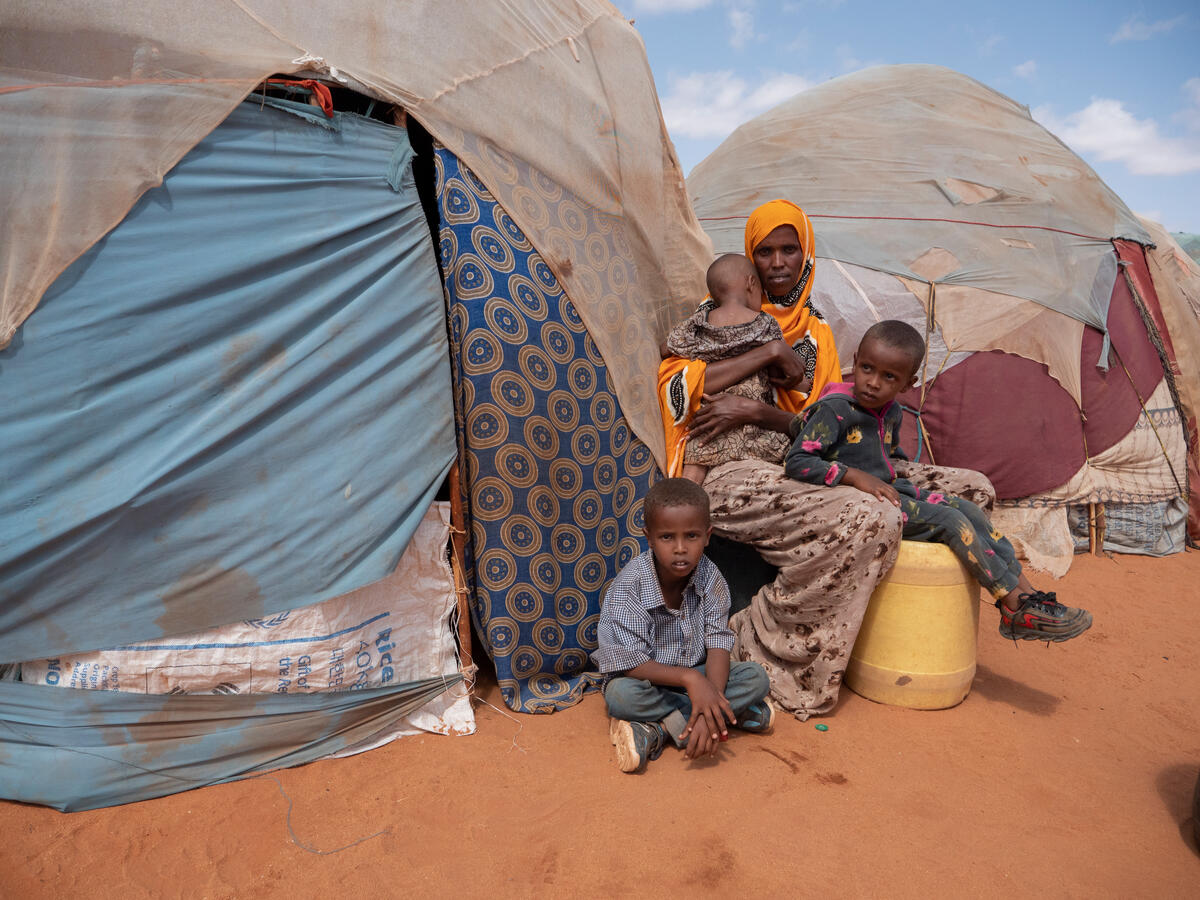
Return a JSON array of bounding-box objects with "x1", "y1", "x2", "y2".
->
[
  {"x1": 998, "y1": 591, "x2": 1092, "y2": 642},
  {"x1": 734, "y1": 698, "x2": 777, "y2": 734},
  {"x1": 609, "y1": 718, "x2": 666, "y2": 773}
]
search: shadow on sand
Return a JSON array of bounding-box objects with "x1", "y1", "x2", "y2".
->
[
  {"x1": 1155, "y1": 763, "x2": 1200, "y2": 859},
  {"x1": 970, "y1": 664, "x2": 1061, "y2": 716}
]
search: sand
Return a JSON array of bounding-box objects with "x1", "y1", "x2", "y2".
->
[{"x1": 2, "y1": 550, "x2": 1198, "y2": 898}]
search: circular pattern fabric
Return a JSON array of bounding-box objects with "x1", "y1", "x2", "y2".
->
[{"x1": 436, "y1": 147, "x2": 658, "y2": 714}]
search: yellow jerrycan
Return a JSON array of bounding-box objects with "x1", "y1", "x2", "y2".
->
[{"x1": 845, "y1": 540, "x2": 980, "y2": 709}]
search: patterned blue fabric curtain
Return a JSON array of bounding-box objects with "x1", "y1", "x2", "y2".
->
[{"x1": 435, "y1": 148, "x2": 658, "y2": 712}]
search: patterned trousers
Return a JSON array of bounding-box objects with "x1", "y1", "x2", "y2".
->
[
  {"x1": 705, "y1": 458, "x2": 995, "y2": 719},
  {"x1": 900, "y1": 491, "x2": 1021, "y2": 600}
]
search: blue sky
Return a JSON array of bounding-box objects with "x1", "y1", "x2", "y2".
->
[{"x1": 619, "y1": 0, "x2": 1200, "y2": 233}]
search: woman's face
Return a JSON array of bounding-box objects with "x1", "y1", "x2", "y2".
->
[{"x1": 752, "y1": 224, "x2": 805, "y2": 297}]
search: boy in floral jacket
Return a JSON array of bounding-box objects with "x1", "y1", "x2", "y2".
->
[{"x1": 784, "y1": 320, "x2": 1092, "y2": 643}]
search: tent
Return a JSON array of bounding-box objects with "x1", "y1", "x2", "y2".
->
[
  {"x1": 687, "y1": 65, "x2": 1200, "y2": 572},
  {"x1": 1172, "y1": 233, "x2": 1200, "y2": 266},
  {"x1": 0, "y1": 1, "x2": 710, "y2": 810}
]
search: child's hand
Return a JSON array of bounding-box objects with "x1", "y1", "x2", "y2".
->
[
  {"x1": 684, "y1": 722, "x2": 719, "y2": 759},
  {"x1": 842, "y1": 468, "x2": 901, "y2": 506},
  {"x1": 681, "y1": 670, "x2": 736, "y2": 759}
]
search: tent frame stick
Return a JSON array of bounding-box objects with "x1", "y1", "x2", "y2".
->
[
  {"x1": 447, "y1": 460, "x2": 474, "y2": 683},
  {"x1": 1093, "y1": 503, "x2": 1106, "y2": 556},
  {"x1": 919, "y1": 281, "x2": 936, "y2": 409},
  {"x1": 917, "y1": 415, "x2": 937, "y2": 466},
  {"x1": 1087, "y1": 501, "x2": 1104, "y2": 555}
]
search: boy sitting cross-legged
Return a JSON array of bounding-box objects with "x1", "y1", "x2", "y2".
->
[
  {"x1": 784, "y1": 319, "x2": 1093, "y2": 643},
  {"x1": 593, "y1": 478, "x2": 775, "y2": 773}
]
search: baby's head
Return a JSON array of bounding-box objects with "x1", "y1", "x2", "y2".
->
[
  {"x1": 642, "y1": 478, "x2": 712, "y2": 582},
  {"x1": 852, "y1": 320, "x2": 925, "y2": 410},
  {"x1": 706, "y1": 254, "x2": 763, "y2": 311}
]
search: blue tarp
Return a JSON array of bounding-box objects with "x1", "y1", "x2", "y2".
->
[
  {"x1": 0, "y1": 100, "x2": 456, "y2": 662},
  {"x1": 0, "y1": 99, "x2": 459, "y2": 809},
  {"x1": 0, "y1": 676, "x2": 460, "y2": 811}
]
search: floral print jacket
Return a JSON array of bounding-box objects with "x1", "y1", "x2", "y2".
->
[{"x1": 783, "y1": 382, "x2": 911, "y2": 489}]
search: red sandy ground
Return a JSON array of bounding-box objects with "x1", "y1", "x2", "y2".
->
[{"x1": 2, "y1": 551, "x2": 1198, "y2": 898}]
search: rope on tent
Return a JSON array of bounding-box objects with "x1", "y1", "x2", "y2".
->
[
  {"x1": 697, "y1": 212, "x2": 1110, "y2": 243},
  {"x1": 1118, "y1": 262, "x2": 1193, "y2": 500},
  {"x1": 1109, "y1": 346, "x2": 1186, "y2": 500}
]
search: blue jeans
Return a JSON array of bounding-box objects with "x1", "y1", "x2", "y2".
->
[{"x1": 603, "y1": 660, "x2": 770, "y2": 742}]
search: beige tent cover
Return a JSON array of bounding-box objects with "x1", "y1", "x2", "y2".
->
[
  {"x1": 1137, "y1": 218, "x2": 1200, "y2": 439},
  {"x1": 687, "y1": 64, "x2": 1151, "y2": 397},
  {"x1": 0, "y1": 0, "x2": 711, "y2": 465}
]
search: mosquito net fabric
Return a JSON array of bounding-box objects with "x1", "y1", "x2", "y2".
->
[{"x1": 0, "y1": 0, "x2": 711, "y2": 465}]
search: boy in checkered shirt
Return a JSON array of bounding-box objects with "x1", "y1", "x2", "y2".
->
[{"x1": 593, "y1": 478, "x2": 775, "y2": 773}]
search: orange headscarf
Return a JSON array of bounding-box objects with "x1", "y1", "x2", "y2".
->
[{"x1": 657, "y1": 199, "x2": 841, "y2": 476}]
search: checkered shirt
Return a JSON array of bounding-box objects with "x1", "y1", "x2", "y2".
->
[{"x1": 592, "y1": 550, "x2": 735, "y2": 674}]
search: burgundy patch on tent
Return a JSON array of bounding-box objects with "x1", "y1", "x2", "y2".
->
[
  {"x1": 898, "y1": 247, "x2": 1164, "y2": 500},
  {"x1": 1115, "y1": 241, "x2": 1173, "y2": 358},
  {"x1": 897, "y1": 352, "x2": 1085, "y2": 499}
]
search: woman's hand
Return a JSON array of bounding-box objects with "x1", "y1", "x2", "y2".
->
[
  {"x1": 700, "y1": 339, "x2": 802, "y2": 395},
  {"x1": 768, "y1": 368, "x2": 812, "y2": 394},
  {"x1": 688, "y1": 393, "x2": 764, "y2": 444},
  {"x1": 764, "y1": 340, "x2": 809, "y2": 391}
]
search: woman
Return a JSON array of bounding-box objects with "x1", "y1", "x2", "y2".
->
[{"x1": 658, "y1": 200, "x2": 992, "y2": 718}]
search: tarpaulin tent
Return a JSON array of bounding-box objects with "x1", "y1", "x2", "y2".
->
[
  {"x1": 0, "y1": 1, "x2": 711, "y2": 810},
  {"x1": 687, "y1": 65, "x2": 1200, "y2": 572}
]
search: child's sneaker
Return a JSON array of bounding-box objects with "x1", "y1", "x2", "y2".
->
[
  {"x1": 998, "y1": 591, "x2": 1092, "y2": 642},
  {"x1": 734, "y1": 698, "x2": 777, "y2": 734},
  {"x1": 609, "y1": 718, "x2": 666, "y2": 773}
]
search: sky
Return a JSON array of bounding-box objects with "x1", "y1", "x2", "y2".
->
[{"x1": 617, "y1": 0, "x2": 1200, "y2": 234}]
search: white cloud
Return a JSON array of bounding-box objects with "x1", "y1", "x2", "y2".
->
[
  {"x1": 979, "y1": 33, "x2": 1004, "y2": 55},
  {"x1": 1110, "y1": 14, "x2": 1186, "y2": 43},
  {"x1": 834, "y1": 43, "x2": 884, "y2": 74},
  {"x1": 729, "y1": 3, "x2": 755, "y2": 49},
  {"x1": 1013, "y1": 59, "x2": 1037, "y2": 79},
  {"x1": 1175, "y1": 78, "x2": 1200, "y2": 132},
  {"x1": 782, "y1": 0, "x2": 845, "y2": 9},
  {"x1": 660, "y1": 70, "x2": 814, "y2": 139},
  {"x1": 629, "y1": 0, "x2": 714, "y2": 12},
  {"x1": 1034, "y1": 96, "x2": 1200, "y2": 176},
  {"x1": 628, "y1": 0, "x2": 755, "y2": 50}
]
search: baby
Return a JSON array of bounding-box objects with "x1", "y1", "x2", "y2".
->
[
  {"x1": 784, "y1": 319, "x2": 1093, "y2": 643},
  {"x1": 665, "y1": 254, "x2": 792, "y2": 483}
]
